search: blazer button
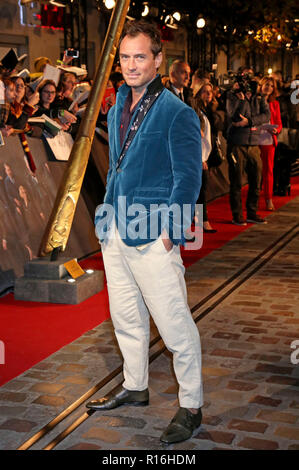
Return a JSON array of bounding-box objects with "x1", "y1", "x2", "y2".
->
[{"x1": 117, "y1": 168, "x2": 122, "y2": 173}]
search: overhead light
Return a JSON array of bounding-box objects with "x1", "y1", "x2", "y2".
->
[
  {"x1": 248, "y1": 30, "x2": 254, "y2": 35},
  {"x1": 173, "y1": 11, "x2": 181, "y2": 22},
  {"x1": 141, "y1": 3, "x2": 149, "y2": 16},
  {"x1": 277, "y1": 34, "x2": 282, "y2": 41},
  {"x1": 104, "y1": 0, "x2": 116, "y2": 9},
  {"x1": 196, "y1": 17, "x2": 205, "y2": 29},
  {"x1": 268, "y1": 68, "x2": 273, "y2": 75}
]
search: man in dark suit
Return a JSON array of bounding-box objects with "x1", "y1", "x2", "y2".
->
[
  {"x1": 164, "y1": 59, "x2": 192, "y2": 105},
  {"x1": 86, "y1": 20, "x2": 203, "y2": 445}
]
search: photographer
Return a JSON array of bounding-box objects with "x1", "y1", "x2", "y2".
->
[{"x1": 226, "y1": 73, "x2": 270, "y2": 225}]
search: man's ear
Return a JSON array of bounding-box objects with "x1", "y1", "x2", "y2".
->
[{"x1": 155, "y1": 52, "x2": 163, "y2": 70}]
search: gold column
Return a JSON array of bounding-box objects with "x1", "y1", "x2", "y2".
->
[{"x1": 40, "y1": 0, "x2": 130, "y2": 256}]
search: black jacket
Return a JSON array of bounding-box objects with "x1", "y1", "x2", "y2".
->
[{"x1": 226, "y1": 91, "x2": 270, "y2": 146}]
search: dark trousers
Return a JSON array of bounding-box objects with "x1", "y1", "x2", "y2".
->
[
  {"x1": 196, "y1": 168, "x2": 208, "y2": 222},
  {"x1": 228, "y1": 145, "x2": 263, "y2": 218}
]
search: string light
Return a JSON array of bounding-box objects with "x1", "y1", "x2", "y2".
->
[
  {"x1": 141, "y1": 3, "x2": 149, "y2": 16},
  {"x1": 104, "y1": 0, "x2": 115, "y2": 9},
  {"x1": 173, "y1": 11, "x2": 181, "y2": 22},
  {"x1": 197, "y1": 17, "x2": 205, "y2": 29}
]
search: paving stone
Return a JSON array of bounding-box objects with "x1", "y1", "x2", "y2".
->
[
  {"x1": 210, "y1": 349, "x2": 246, "y2": 359},
  {"x1": 32, "y1": 395, "x2": 66, "y2": 407},
  {"x1": 249, "y1": 395, "x2": 282, "y2": 407},
  {"x1": 226, "y1": 380, "x2": 258, "y2": 391},
  {"x1": 60, "y1": 376, "x2": 91, "y2": 385},
  {"x1": 249, "y1": 354, "x2": 282, "y2": 362},
  {"x1": 67, "y1": 443, "x2": 102, "y2": 450},
  {"x1": 212, "y1": 332, "x2": 240, "y2": 341},
  {"x1": 82, "y1": 427, "x2": 121, "y2": 444},
  {"x1": 237, "y1": 437, "x2": 279, "y2": 450},
  {"x1": 29, "y1": 383, "x2": 66, "y2": 394},
  {"x1": 289, "y1": 401, "x2": 299, "y2": 409},
  {"x1": 0, "y1": 406, "x2": 26, "y2": 417},
  {"x1": 194, "y1": 429, "x2": 235, "y2": 445},
  {"x1": 255, "y1": 363, "x2": 294, "y2": 375},
  {"x1": 96, "y1": 415, "x2": 146, "y2": 429},
  {"x1": 253, "y1": 316, "x2": 278, "y2": 322},
  {"x1": 235, "y1": 320, "x2": 263, "y2": 327},
  {"x1": 0, "y1": 418, "x2": 37, "y2": 433},
  {"x1": 274, "y1": 426, "x2": 299, "y2": 441},
  {"x1": 201, "y1": 367, "x2": 231, "y2": 377},
  {"x1": 256, "y1": 410, "x2": 298, "y2": 424},
  {"x1": 272, "y1": 311, "x2": 295, "y2": 317},
  {"x1": 232, "y1": 301, "x2": 261, "y2": 307},
  {"x1": 227, "y1": 341, "x2": 256, "y2": 351},
  {"x1": 242, "y1": 327, "x2": 268, "y2": 334},
  {"x1": 83, "y1": 346, "x2": 113, "y2": 353},
  {"x1": 246, "y1": 336, "x2": 280, "y2": 345},
  {"x1": 266, "y1": 376, "x2": 299, "y2": 386},
  {"x1": 125, "y1": 434, "x2": 164, "y2": 449},
  {"x1": 202, "y1": 415, "x2": 222, "y2": 426},
  {"x1": 143, "y1": 407, "x2": 176, "y2": 420},
  {"x1": 227, "y1": 419, "x2": 268, "y2": 433},
  {"x1": 0, "y1": 392, "x2": 27, "y2": 403},
  {"x1": 23, "y1": 371, "x2": 59, "y2": 381}
]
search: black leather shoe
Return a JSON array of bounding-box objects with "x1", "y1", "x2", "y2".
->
[
  {"x1": 160, "y1": 407, "x2": 202, "y2": 444},
  {"x1": 86, "y1": 386, "x2": 149, "y2": 411}
]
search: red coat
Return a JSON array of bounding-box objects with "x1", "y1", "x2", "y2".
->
[{"x1": 269, "y1": 100, "x2": 282, "y2": 147}]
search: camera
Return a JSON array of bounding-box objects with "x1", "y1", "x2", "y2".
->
[
  {"x1": 66, "y1": 49, "x2": 79, "y2": 58},
  {"x1": 234, "y1": 73, "x2": 257, "y2": 95}
]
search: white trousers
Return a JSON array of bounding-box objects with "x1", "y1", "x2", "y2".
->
[{"x1": 101, "y1": 222, "x2": 203, "y2": 409}]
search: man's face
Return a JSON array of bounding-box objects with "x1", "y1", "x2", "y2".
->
[
  {"x1": 171, "y1": 63, "x2": 190, "y2": 89},
  {"x1": 119, "y1": 33, "x2": 162, "y2": 93}
]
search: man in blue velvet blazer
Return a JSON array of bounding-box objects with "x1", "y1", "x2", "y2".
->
[{"x1": 88, "y1": 19, "x2": 204, "y2": 445}]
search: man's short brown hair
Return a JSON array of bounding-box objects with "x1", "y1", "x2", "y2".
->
[{"x1": 120, "y1": 20, "x2": 162, "y2": 57}]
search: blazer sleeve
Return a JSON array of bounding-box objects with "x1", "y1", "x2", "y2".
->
[{"x1": 167, "y1": 106, "x2": 202, "y2": 243}]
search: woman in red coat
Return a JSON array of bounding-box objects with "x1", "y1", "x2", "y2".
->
[{"x1": 258, "y1": 77, "x2": 282, "y2": 211}]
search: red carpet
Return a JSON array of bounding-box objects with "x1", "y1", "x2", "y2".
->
[{"x1": 1, "y1": 176, "x2": 299, "y2": 386}]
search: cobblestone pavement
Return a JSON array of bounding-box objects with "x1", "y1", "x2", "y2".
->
[{"x1": 0, "y1": 198, "x2": 298, "y2": 451}]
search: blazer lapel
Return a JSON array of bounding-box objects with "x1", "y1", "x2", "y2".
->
[{"x1": 114, "y1": 84, "x2": 130, "y2": 158}]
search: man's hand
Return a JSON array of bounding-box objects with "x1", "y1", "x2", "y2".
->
[
  {"x1": 232, "y1": 114, "x2": 249, "y2": 127},
  {"x1": 161, "y1": 229, "x2": 173, "y2": 252}
]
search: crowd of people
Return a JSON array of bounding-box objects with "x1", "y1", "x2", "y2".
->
[
  {"x1": 162, "y1": 61, "x2": 298, "y2": 227},
  {"x1": 0, "y1": 46, "x2": 298, "y2": 234}
]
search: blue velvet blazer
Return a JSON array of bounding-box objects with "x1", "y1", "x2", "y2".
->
[{"x1": 95, "y1": 78, "x2": 202, "y2": 246}]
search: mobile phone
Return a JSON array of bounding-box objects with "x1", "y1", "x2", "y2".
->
[{"x1": 66, "y1": 49, "x2": 79, "y2": 58}]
